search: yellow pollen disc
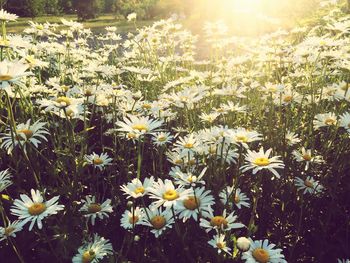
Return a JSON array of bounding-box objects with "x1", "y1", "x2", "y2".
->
[
  {"x1": 184, "y1": 143, "x2": 194, "y2": 149},
  {"x1": 4, "y1": 227, "x2": 15, "y2": 236},
  {"x1": 163, "y1": 189, "x2": 179, "y2": 201},
  {"x1": 150, "y1": 215, "x2": 166, "y2": 230},
  {"x1": 82, "y1": 250, "x2": 96, "y2": 263},
  {"x1": 324, "y1": 118, "x2": 336, "y2": 126},
  {"x1": 234, "y1": 195, "x2": 240, "y2": 203},
  {"x1": 209, "y1": 146, "x2": 217, "y2": 154},
  {"x1": 283, "y1": 95, "x2": 293, "y2": 102},
  {"x1": 175, "y1": 159, "x2": 182, "y2": 165},
  {"x1": 92, "y1": 158, "x2": 103, "y2": 165},
  {"x1": 216, "y1": 242, "x2": 225, "y2": 249},
  {"x1": 235, "y1": 135, "x2": 248, "y2": 143},
  {"x1": 142, "y1": 104, "x2": 152, "y2": 109},
  {"x1": 16, "y1": 129, "x2": 33, "y2": 140},
  {"x1": 210, "y1": 216, "x2": 228, "y2": 228},
  {"x1": 302, "y1": 154, "x2": 312, "y2": 161},
  {"x1": 304, "y1": 180, "x2": 314, "y2": 188},
  {"x1": 188, "y1": 159, "x2": 196, "y2": 165},
  {"x1": 158, "y1": 136, "x2": 166, "y2": 142},
  {"x1": 348, "y1": 123, "x2": 350, "y2": 129},
  {"x1": 127, "y1": 132, "x2": 137, "y2": 139},
  {"x1": 88, "y1": 203, "x2": 102, "y2": 213},
  {"x1": 55, "y1": 96, "x2": 71, "y2": 106},
  {"x1": 183, "y1": 196, "x2": 200, "y2": 210},
  {"x1": 134, "y1": 187, "x2": 145, "y2": 194},
  {"x1": 252, "y1": 248, "x2": 270, "y2": 263},
  {"x1": 66, "y1": 109, "x2": 74, "y2": 117},
  {"x1": 132, "y1": 124, "x2": 149, "y2": 132},
  {"x1": 129, "y1": 215, "x2": 139, "y2": 224},
  {"x1": 28, "y1": 203, "x2": 46, "y2": 216},
  {"x1": 85, "y1": 89, "x2": 93, "y2": 96},
  {"x1": 253, "y1": 157, "x2": 270, "y2": 167},
  {"x1": 0, "y1": 75, "x2": 12, "y2": 81}
]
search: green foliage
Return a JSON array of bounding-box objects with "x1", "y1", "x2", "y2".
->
[{"x1": 7, "y1": 0, "x2": 45, "y2": 17}]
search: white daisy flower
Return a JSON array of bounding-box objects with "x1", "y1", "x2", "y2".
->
[
  {"x1": 313, "y1": 112, "x2": 338, "y2": 130},
  {"x1": 139, "y1": 206, "x2": 174, "y2": 238},
  {"x1": 208, "y1": 233, "x2": 232, "y2": 255},
  {"x1": 116, "y1": 114, "x2": 163, "y2": 139},
  {"x1": 228, "y1": 128, "x2": 262, "y2": 148},
  {"x1": 10, "y1": 189, "x2": 64, "y2": 231},
  {"x1": 339, "y1": 112, "x2": 350, "y2": 133},
  {"x1": 0, "y1": 220, "x2": 23, "y2": 241},
  {"x1": 169, "y1": 166, "x2": 207, "y2": 187},
  {"x1": 72, "y1": 234, "x2": 113, "y2": 263},
  {"x1": 0, "y1": 169, "x2": 12, "y2": 192},
  {"x1": 295, "y1": 176, "x2": 324, "y2": 195},
  {"x1": 242, "y1": 238, "x2": 287, "y2": 263},
  {"x1": 337, "y1": 259, "x2": 350, "y2": 263},
  {"x1": 219, "y1": 186, "x2": 250, "y2": 209},
  {"x1": 147, "y1": 179, "x2": 192, "y2": 209},
  {"x1": 292, "y1": 147, "x2": 323, "y2": 171},
  {"x1": 0, "y1": 60, "x2": 30, "y2": 88},
  {"x1": 200, "y1": 209, "x2": 245, "y2": 233},
  {"x1": 84, "y1": 152, "x2": 113, "y2": 171},
  {"x1": 120, "y1": 177, "x2": 154, "y2": 199},
  {"x1": 79, "y1": 196, "x2": 113, "y2": 225},
  {"x1": 241, "y1": 147, "x2": 285, "y2": 178},
  {"x1": 175, "y1": 186, "x2": 214, "y2": 222},
  {"x1": 173, "y1": 133, "x2": 200, "y2": 157},
  {"x1": 0, "y1": 119, "x2": 49, "y2": 154},
  {"x1": 285, "y1": 131, "x2": 301, "y2": 146},
  {"x1": 152, "y1": 132, "x2": 174, "y2": 146},
  {"x1": 0, "y1": 9, "x2": 18, "y2": 22},
  {"x1": 120, "y1": 207, "x2": 144, "y2": 230}
]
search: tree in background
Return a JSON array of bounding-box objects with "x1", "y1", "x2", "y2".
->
[
  {"x1": 114, "y1": 0, "x2": 158, "y2": 19},
  {"x1": 7, "y1": 0, "x2": 45, "y2": 17},
  {"x1": 73, "y1": 0, "x2": 104, "y2": 21}
]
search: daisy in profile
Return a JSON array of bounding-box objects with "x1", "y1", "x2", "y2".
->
[
  {"x1": 0, "y1": 220, "x2": 23, "y2": 241},
  {"x1": 0, "y1": 169, "x2": 12, "y2": 192},
  {"x1": 200, "y1": 209, "x2": 245, "y2": 233},
  {"x1": 208, "y1": 234, "x2": 232, "y2": 255},
  {"x1": 10, "y1": 189, "x2": 64, "y2": 231},
  {"x1": 169, "y1": 166, "x2": 206, "y2": 187},
  {"x1": 241, "y1": 148, "x2": 284, "y2": 178},
  {"x1": 120, "y1": 207, "x2": 144, "y2": 230},
  {"x1": 0, "y1": 60, "x2": 30, "y2": 88},
  {"x1": 285, "y1": 131, "x2": 301, "y2": 146},
  {"x1": 72, "y1": 234, "x2": 113, "y2": 263},
  {"x1": 147, "y1": 179, "x2": 192, "y2": 209},
  {"x1": 292, "y1": 147, "x2": 323, "y2": 170},
  {"x1": 339, "y1": 112, "x2": 350, "y2": 133},
  {"x1": 79, "y1": 196, "x2": 113, "y2": 225},
  {"x1": 295, "y1": 176, "x2": 324, "y2": 195},
  {"x1": 313, "y1": 112, "x2": 337, "y2": 130},
  {"x1": 140, "y1": 206, "x2": 174, "y2": 238},
  {"x1": 219, "y1": 186, "x2": 250, "y2": 209},
  {"x1": 152, "y1": 132, "x2": 174, "y2": 146},
  {"x1": 84, "y1": 152, "x2": 113, "y2": 171},
  {"x1": 176, "y1": 186, "x2": 215, "y2": 221},
  {"x1": 0, "y1": 9, "x2": 18, "y2": 22},
  {"x1": 229, "y1": 128, "x2": 262, "y2": 148},
  {"x1": 0, "y1": 119, "x2": 49, "y2": 154},
  {"x1": 116, "y1": 114, "x2": 163, "y2": 139},
  {"x1": 120, "y1": 177, "x2": 154, "y2": 199},
  {"x1": 242, "y1": 238, "x2": 287, "y2": 263}
]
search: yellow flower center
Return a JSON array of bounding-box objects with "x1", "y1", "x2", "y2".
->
[
  {"x1": 302, "y1": 154, "x2": 312, "y2": 161},
  {"x1": 283, "y1": 95, "x2": 293, "y2": 102},
  {"x1": 163, "y1": 189, "x2": 179, "y2": 201},
  {"x1": 304, "y1": 180, "x2": 314, "y2": 188},
  {"x1": 0, "y1": 75, "x2": 12, "y2": 81},
  {"x1": 183, "y1": 196, "x2": 200, "y2": 210},
  {"x1": 88, "y1": 203, "x2": 102, "y2": 213},
  {"x1": 324, "y1": 118, "x2": 336, "y2": 126},
  {"x1": 127, "y1": 132, "x2": 137, "y2": 139},
  {"x1": 132, "y1": 124, "x2": 148, "y2": 132},
  {"x1": 150, "y1": 215, "x2": 166, "y2": 229},
  {"x1": 28, "y1": 203, "x2": 46, "y2": 215},
  {"x1": 55, "y1": 96, "x2": 71, "y2": 107},
  {"x1": 4, "y1": 227, "x2": 15, "y2": 236},
  {"x1": 210, "y1": 216, "x2": 228, "y2": 228},
  {"x1": 234, "y1": 195, "x2": 240, "y2": 203},
  {"x1": 129, "y1": 215, "x2": 139, "y2": 224},
  {"x1": 82, "y1": 250, "x2": 96, "y2": 263},
  {"x1": 134, "y1": 187, "x2": 145, "y2": 194},
  {"x1": 253, "y1": 157, "x2": 270, "y2": 167},
  {"x1": 142, "y1": 104, "x2": 152, "y2": 109},
  {"x1": 216, "y1": 242, "x2": 225, "y2": 249},
  {"x1": 235, "y1": 135, "x2": 248, "y2": 143},
  {"x1": 16, "y1": 129, "x2": 33, "y2": 140},
  {"x1": 184, "y1": 143, "x2": 194, "y2": 149},
  {"x1": 158, "y1": 135, "x2": 166, "y2": 142},
  {"x1": 252, "y1": 248, "x2": 270, "y2": 263},
  {"x1": 92, "y1": 158, "x2": 103, "y2": 165}
]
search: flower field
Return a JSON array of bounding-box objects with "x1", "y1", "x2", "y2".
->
[{"x1": 0, "y1": 1, "x2": 350, "y2": 262}]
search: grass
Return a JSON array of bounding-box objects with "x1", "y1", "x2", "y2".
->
[{"x1": 7, "y1": 14, "x2": 156, "y2": 34}]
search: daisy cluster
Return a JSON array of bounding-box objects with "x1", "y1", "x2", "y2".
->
[{"x1": 0, "y1": 1, "x2": 349, "y2": 262}]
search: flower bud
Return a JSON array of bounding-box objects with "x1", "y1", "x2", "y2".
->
[{"x1": 237, "y1": 237, "x2": 250, "y2": 251}]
